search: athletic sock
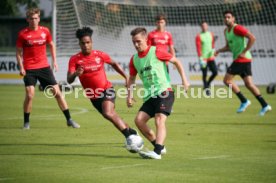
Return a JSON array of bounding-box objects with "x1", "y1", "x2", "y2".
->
[
  {"x1": 63, "y1": 109, "x2": 71, "y2": 121},
  {"x1": 154, "y1": 144, "x2": 164, "y2": 155},
  {"x1": 128, "y1": 128, "x2": 137, "y2": 135},
  {"x1": 236, "y1": 92, "x2": 247, "y2": 103},
  {"x1": 121, "y1": 128, "x2": 130, "y2": 138},
  {"x1": 256, "y1": 95, "x2": 268, "y2": 108},
  {"x1": 24, "y1": 112, "x2": 30, "y2": 123},
  {"x1": 151, "y1": 140, "x2": 156, "y2": 146}
]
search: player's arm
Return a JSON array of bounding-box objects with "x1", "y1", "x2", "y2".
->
[
  {"x1": 168, "y1": 45, "x2": 176, "y2": 57},
  {"x1": 127, "y1": 75, "x2": 136, "y2": 108},
  {"x1": 239, "y1": 31, "x2": 255, "y2": 58},
  {"x1": 67, "y1": 58, "x2": 84, "y2": 84},
  {"x1": 215, "y1": 29, "x2": 230, "y2": 56},
  {"x1": 169, "y1": 57, "x2": 190, "y2": 91},
  {"x1": 16, "y1": 47, "x2": 25, "y2": 76},
  {"x1": 48, "y1": 41, "x2": 58, "y2": 72},
  {"x1": 127, "y1": 57, "x2": 137, "y2": 108},
  {"x1": 109, "y1": 60, "x2": 128, "y2": 87}
]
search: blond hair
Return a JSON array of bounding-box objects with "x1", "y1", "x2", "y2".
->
[{"x1": 26, "y1": 8, "x2": 40, "y2": 18}]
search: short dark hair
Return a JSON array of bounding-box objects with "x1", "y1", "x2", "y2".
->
[
  {"x1": 224, "y1": 10, "x2": 235, "y2": 17},
  {"x1": 155, "y1": 14, "x2": 167, "y2": 22},
  {"x1": 76, "y1": 27, "x2": 93, "y2": 40},
  {"x1": 130, "y1": 27, "x2": 147, "y2": 37},
  {"x1": 201, "y1": 20, "x2": 208, "y2": 25}
]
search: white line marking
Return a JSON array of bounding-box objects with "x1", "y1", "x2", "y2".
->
[
  {"x1": 101, "y1": 164, "x2": 144, "y2": 170},
  {"x1": 194, "y1": 155, "x2": 230, "y2": 160},
  {"x1": 0, "y1": 107, "x2": 89, "y2": 121}
]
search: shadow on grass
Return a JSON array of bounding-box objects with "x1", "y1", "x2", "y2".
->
[
  {"x1": 0, "y1": 143, "x2": 141, "y2": 159},
  {"x1": 0, "y1": 142, "x2": 122, "y2": 147},
  {"x1": 0, "y1": 153, "x2": 141, "y2": 159}
]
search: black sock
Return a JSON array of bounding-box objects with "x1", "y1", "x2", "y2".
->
[
  {"x1": 24, "y1": 112, "x2": 30, "y2": 123},
  {"x1": 128, "y1": 128, "x2": 137, "y2": 135},
  {"x1": 256, "y1": 95, "x2": 268, "y2": 108},
  {"x1": 236, "y1": 92, "x2": 247, "y2": 103},
  {"x1": 121, "y1": 128, "x2": 130, "y2": 138},
  {"x1": 154, "y1": 144, "x2": 164, "y2": 155},
  {"x1": 63, "y1": 109, "x2": 71, "y2": 121},
  {"x1": 151, "y1": 140, "x2": 156, "y2": 147}
]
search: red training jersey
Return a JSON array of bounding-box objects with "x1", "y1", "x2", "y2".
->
[
  {"x1": 147, "y1": 30, "x2": 174, "y2": 52},
  {"x1": 129, "y1": 46, "x2": 173, "y2": 76},
  {"x1": 16, "y1": 26, "x2": 52, "y2": 70},
  {"x1": 68, "y1": 50, "x2": 112, "y2": 99}
]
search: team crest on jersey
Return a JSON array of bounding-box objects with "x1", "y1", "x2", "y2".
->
[
  {"x1": 41, "y1": 32, "x2": 46, "y2": 39},
  {"x1": 164, "y1": 35, "x2": 169, "y2": 40},
  {"x1": 95, "y1": 57, "x2": 101, "y2": 64}
]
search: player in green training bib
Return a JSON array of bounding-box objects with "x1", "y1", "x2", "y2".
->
[
  {"x1": 195, "y1": 21, "x2": 218, "y2": 95},
  {"x1": 215, "y1": 10, "x2": 271, "y2": 116},
  {"x1": 127, "y1": 27, "x2": 189, "y2": 159}
]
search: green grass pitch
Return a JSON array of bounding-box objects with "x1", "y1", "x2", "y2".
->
[{"x1": 0, "y1": 85, "x2": 275, "y2": 183}]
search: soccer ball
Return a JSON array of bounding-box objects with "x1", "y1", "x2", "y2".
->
[{"x1": 125, "y1": 135, "x2": 144, "y2": 153}]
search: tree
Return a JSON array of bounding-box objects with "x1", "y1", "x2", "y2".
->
[{"x1": 0, "y1": 0, "x2": 39, "y2": 16}]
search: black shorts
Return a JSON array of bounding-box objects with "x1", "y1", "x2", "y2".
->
[
  {"x1": 24, "y1": 66, "x2": 57, "y2": 89},
  {"x1": 139, "y1": 91, "x2": 175, "y2": 118},
  {"x1": 227, "y1": 62, "x2": 252, "y2": 78},
  {"x1": 90, "y1": 87, "x2": 116, "y2": 114}
]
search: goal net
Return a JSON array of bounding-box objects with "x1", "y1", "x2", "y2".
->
[{"x1": 54, "y1": 0, "x2": 276, "y2": 85}]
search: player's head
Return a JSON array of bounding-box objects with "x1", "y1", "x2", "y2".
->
[
  {"x1": 76, "y1": 27, "x2": 94, "y2": 55},
  {"x1": 130, "y1": 27, "x2": 148, "y2": 53},
  {"x1": 26, "y1": 8, "x2": 40, "y2": 29},
  {"x1": 155, "y1": 14, "x2": 167, "y2": 31},
  {"x1": 223, "y1": 10, "x2": 235, "y2": 27},
  {"x1": 200, "y1": 21, "x2": 208, "y2": 32}
]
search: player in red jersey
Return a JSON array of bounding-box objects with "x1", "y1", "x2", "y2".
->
[
  {"x1": 215, "y1": 10, "x2": 271, "y2": 115},
  {"x1": 148, "y1": 14, "x2": 175, "y2": 72},
  {"x1": 148, "y1": 14, "x2": 175, "y2": 57},
  {"x1": 16, "y1": 8, "x2": 79, "y2": 129},
  {"x1": 67, "y1": 27, "x2": 138, "y2": 144}
]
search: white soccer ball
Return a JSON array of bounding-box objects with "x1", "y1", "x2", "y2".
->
[{"x1": 125, "y1": 134, "x2": 144, "y2": 153}]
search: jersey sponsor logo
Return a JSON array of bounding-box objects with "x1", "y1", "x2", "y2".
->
[
  {"x1": 95, "y1": 57, "x2": 101, "y2": 64},
  {"x1": 160, "y1": 103, "x2": 166, "y2": 110},
  {"x1": 140, "y1": 65, "x2": 152, "y2": 74},
  {"x1": 41, "y1": 32, "x2": 46, "y2": 39}
]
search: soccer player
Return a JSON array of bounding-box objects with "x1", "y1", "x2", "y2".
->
[
  {"x1": 215, "y1": 10, "x2": 272, "y2": 115},
  {"x1": 127, "y1": 27, "x2": 190, "y2": 159},
  {"x1": 148, "y1": 14, "x2": 175, "y2": 72},
  {"x1": 195, "y1": 21, "x2": 218, "y2": 95},
  {"x1": 16, "y1": 8, "x2": 79, "y2": 129},
  {"x1": 67, "y1": 27, "x2": 138, "y2": 143}
]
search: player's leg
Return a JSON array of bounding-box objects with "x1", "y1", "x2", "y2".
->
[
  {"x1": 139, "y1": 91, "x2": 174, "y2": 159},
  {"x1": 38, "y1": 67, "x2": 79, "y2": 128},
  {"x1": 207, "y1": 61, "x2": 218, "y2": 87},
  {"x1": 154, "y1": 113, "x2": 168, "y2": 154},
  {"x1": 243, "y1": 76, "x2": 271, "y2": 115},
  {"x1": 201, "y1": 66, "x2": 208, "y2": 89},
  {"x1": 23, "y1": 86, "x2": 35, "y2": 129},
  {"x1": 22, "y1": 70, "x2": 37, "y2": 129},
  {"x1": 224, "y1": 63, "x2": 250, "y2": 113},
  {"x1": 134, "y1": 111, "x2": 155, "y2": 142},
  {"x1": 101, "y1": 99, "x2": 137, "y2": 138}
]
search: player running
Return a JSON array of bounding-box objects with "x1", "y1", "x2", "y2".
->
[
  {"x1": 16, "y1": 8, "x2": 79, "y2": 129},
  {"x1": 195, "y1": 21, "x2": 218, "y2": 95},
  {"x1": 215, "y1": 10, "x2": 271, "y2": 115},
  {"x1": 67, "y1": 27, "x2": 138, "y2": 144},
  {"x1": 127, "y1": 27, "x2": 189, "y2": 159}
]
